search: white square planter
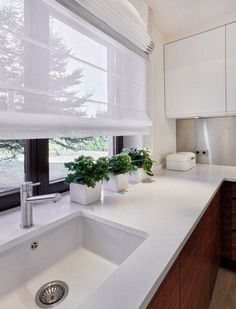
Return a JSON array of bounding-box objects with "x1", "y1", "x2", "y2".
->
[
  {"x1": 129, "y1": 168, "x2": 149, "y2": 183},
  {"x1": 70, "y1": 182, "x2": 102, "y2": 205},
  {"x1": 104, "y1": 174, "x2": 128, "y2": 192}
]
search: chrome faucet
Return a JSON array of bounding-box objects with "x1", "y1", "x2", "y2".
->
[{"x1": 20, "y1": 181, "x2": 61, "y2": 229}]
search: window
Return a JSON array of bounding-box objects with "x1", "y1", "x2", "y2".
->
[
  {"x1": 0, "y1": 137, "x2": 121, "y2": 212},
  {"x1": 0, "y1": 140, "x2": 25, "y2": 193},
  {"x1": 0, "y1": 0, "x2": 150, "y2": 140},
  {"x1": 0, "y1": 1, "x2": 143, "y2": 211},
  {"x1": 49, "y1": 137, "x2": 109, "y2": 182}
]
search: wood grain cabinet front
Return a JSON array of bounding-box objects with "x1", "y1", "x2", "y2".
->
[
  {"x1": 147, "y1": 259, "x2": 180, "y2": 309},
  {"x1": 180, "y1": 191, "x2": 221, "y2": 309},
  {"x1": 232, "y1": 232, "x2": 236, "y2": 261},
  {"x1": 221, "y1": 181, "x2": 236, "y2": 262},
  {"x1": 232, "y1": 201, "x2": 236, "y2": 230},
  {"x1": 221, "y1": 182, "x2": 232, "y2": 259},
  {"x1": 148, "y1": 191, "x2": 221, "y2": 308}
]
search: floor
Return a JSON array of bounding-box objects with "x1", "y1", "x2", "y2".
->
[{"x1": 210, "y1": 267, "x2": 236, "y2": 309}]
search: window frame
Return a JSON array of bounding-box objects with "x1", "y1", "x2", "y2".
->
[{"x1": 0, "y1": 136, "x2": 123, "y2": 212}]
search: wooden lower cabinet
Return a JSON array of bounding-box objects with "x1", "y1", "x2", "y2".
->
[
  {"x1": 209, "y1": 191, "x2": 221, "y2": 294},
  {"x1": 148, "y1": 191, "x2": 221, "y2": 309},
  {"x1": 232, "y1": 201, "x2": 236, "y2": 230},
  {"x1": 221, "y1": 182, "x2": 233, "y2": 260},
  {"x1": 221, "y1": 181, "x2": 236, "y2": 262},
  {"x1": 148, "y1": 259, "x2": 180, "y2": 309},
  {"x1": 232, "y1": 232, "x2": 236, "y2": 261},
  {"x1": 181, "y1": 190, "x2": 221, "y2": 309}
]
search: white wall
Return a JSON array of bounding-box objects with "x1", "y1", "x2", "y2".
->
[
  {"x1": 145, "y1": 26, "x2": 176, "y2": 169},
  {"x1": 121, "y1": 4, "x2": 177, "y2": 169}
]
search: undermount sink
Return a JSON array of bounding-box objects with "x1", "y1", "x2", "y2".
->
[{"x1": 0, "y1": 214, "x2": 147, "y2": 308}]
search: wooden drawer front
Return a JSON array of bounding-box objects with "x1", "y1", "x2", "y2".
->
[
  {"x1": 148, "y1": 189, "x2": 220, "y2": 309},
  {"x1": 221, "y1": 229, "x2": 232, "y2": 259},
  {"x1": 221, "y1": 182, "x2": 233, "y2": 259},
  {"x1": 232, "y1": 201, "x2": 236, "y2": 230},
  {"x1": 231, "y1": 183, "x2": 236, "y2": 198},
  {"x1": 147, "y1": 259, "x2": 180, "y2": 309},
  {"x1": 222, "y1": 182, "x2": 232, "y2": 203},
  {"x1": 209, "y1": 192, "x2": 221, "y2": 296},
  {"x1": 180, "y1": 218, "x2": 211, "y2": 309},
  {"x1": 232, "y1": 232, "x2": 236, "y2": 261}
]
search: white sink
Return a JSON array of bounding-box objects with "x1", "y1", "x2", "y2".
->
[{"x1": 0, "y1": 214, "x2": 147, "y2": 308}]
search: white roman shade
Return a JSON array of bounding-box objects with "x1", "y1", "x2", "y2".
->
[
  {"x1": 0, "y1": 0, "x2": 151, "y2": 139},
  {"x1": 75, "y1": 0, "x2": 155, "y2": 53}
]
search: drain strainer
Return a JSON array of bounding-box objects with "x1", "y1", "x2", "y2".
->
[{"x1": 35, "y1": 280, "x2": 69, "y2": 308}]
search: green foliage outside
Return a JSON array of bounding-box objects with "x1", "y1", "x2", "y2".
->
[
  {"x1": 0, "y1": 140, "x2": 25, "y2": 161},
  {"x1": 122, "y1": 148, "x2": 155, "y2": 176},
  {"x1": 64, "y1": 155, "x2": 109, "y2": 188},
  {"x1": 0, "y1": 137, "x2": 108, "y2": 161},
  {"x1": 108, "y1": 153, "x2": 134, "y2": 176},
  {"x1": 49, "y1": 137, "x2": 108, "y2": 156}
]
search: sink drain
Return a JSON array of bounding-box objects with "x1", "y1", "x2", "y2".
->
[{"x1": 35, "y1": 280, "x2": 69, "y2": 308}]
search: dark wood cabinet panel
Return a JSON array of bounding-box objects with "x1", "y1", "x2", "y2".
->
[
  {"x1": 220, "y1": 181, "x2": 236, "y2": 264},
  {"x1": 180, "y1": 209, "x2": 211, "y2": 309},
  {"x1": 147, "y1": 259, "x2": 180, "y2": 309},
  {"x1": 232, "y1": 201, "x2": 236, "y2": 230},
  {"x1": 221, "y1": 182, "x2": 233, "y2": 259},
  {"x1": 209, "y1": 191, "x2": 221, "y2": 296},
  {"x1": 180, "y1": 191, "x2": 221, "y2": 308},
  {"x1": 222, "y1": 181, "x2": 232, "y2": 203},
  {"x1": 148, "y1": 190, "x2": 221, "y2": 309},
  {"x1": 230, "y1": 182, "x2": 236, "y2": 197},
  {"x1": 232, "y1": 232, "x2": 236, "y2": 261}
]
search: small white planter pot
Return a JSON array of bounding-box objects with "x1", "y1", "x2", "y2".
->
[
  {"x1": 129, "y1": 168, "x2": 149, "y2": 183},
  {"x1": 70, "y1": 182, "x2": 102, "y2": 205},
  {"x1": 104, "y1": 173, "x2": 128, "y2": 192}
]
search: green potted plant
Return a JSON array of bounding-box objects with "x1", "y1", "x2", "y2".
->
[
  {"x1": 122, "y1": 148, "x2": 155, "y2": 182},
  {"x1": 64, "y1": 155, "x2": 109, "y2": 205},
  {"x1": 104, "y1": 153, "x2": 134, "y2": 192}
]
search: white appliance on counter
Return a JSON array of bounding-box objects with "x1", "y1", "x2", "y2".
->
[{"x1": 166, "y1": 152, "x2": 196, "y2": 171}]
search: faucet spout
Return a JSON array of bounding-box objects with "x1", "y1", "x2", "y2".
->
[{"x1": 26, "y1": 193, "x2": 62, "y2": 204}]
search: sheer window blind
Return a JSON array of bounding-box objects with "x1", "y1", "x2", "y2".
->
[
  {"x1": 75, "y1": 0, "x2": 155, "y2": 53},
  {"x1": 0, "y1": 0, "x2": 151, "y2": 139}
]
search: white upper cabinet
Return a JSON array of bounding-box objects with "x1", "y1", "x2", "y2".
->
[
  {"x1": 226, "y1": 22, "x2": 236, "y2": 113},
  {"x1": 165, "y1": 27, "x2": 226, "y2": 118}
]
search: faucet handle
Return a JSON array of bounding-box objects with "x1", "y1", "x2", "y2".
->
[{"x1": 20, "y1": 181, "x2": 41, "y2": 192}]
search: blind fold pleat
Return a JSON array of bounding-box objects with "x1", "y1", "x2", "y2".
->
[
  {"x1": 75, "y1": 0, "x2": 155, "y2": 53},
  {"x1": 0, "y1": 0, "x2": 152, "y2": 139}
]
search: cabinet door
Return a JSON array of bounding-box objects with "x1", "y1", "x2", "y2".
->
[
  {"x1": 148, "y1": 259, "x2": 180, "y2": 309},
  {"x1": 180, "y1": 218, "x2": 211, "y2": 309},
  {"x1": 165, "y1": 27, "x2": 226, "y2": 118},
  {"x1": 209, "y1": 191, "x2": 221, "y2": 296},
  {"x1": 226, "y1": 22, "x2": 236, "y2": 113},
  {"x1": 221, "y1": 182, "x2": 232, "y2": 259},
  {"x1": 232, "y1": 232, "x2": 236, "y2": 261}
]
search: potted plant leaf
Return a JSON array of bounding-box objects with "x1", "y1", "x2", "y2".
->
[
  {"x1": 122, "y1": 148, "x2": 155, "y2": 183},
  {"x1": 64, "y1": 155, "x2": 109, "y2": 205},
  {"x1": 104, "y1": 153, "x2": 134, "y2": 192}
]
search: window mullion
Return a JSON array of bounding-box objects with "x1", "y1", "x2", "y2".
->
[
  {"x1": 37, "y1": 139, "x2": 50, "y2": 195},
  {"x1": 25, "y1": 140, "x2": 38, "y2": 181}
]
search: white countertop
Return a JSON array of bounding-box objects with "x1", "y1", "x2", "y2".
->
[{"x1": 1, "y1": 164, "x2": 236, "y2": 309}]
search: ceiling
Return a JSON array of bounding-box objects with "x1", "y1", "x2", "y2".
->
[{"x1": 145, "y1": 0, "x2": 236, "y2": 41}]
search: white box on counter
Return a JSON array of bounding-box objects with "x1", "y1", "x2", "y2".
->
[{"x1": 166, "y1": 152, "x2": 196, "y2": 171}]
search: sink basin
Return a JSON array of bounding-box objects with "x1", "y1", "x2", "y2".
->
[{"x1": 0, "y1": 214, "x2": 147, "y2": 308}]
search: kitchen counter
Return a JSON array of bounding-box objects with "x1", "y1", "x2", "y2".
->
[{"x1": 1, "y1": 164, "x2": 236, "y2": 308}]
